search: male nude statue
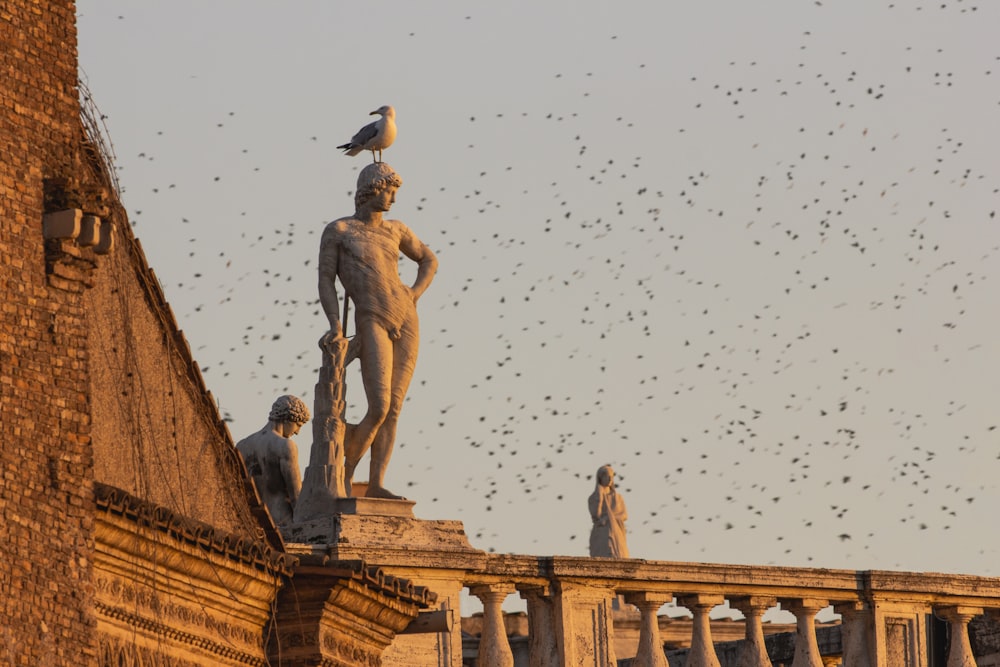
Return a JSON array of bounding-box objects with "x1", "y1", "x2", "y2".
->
[
  {"x1": 318, "y1": 162, "x2": 438, "y2": 499},
  {"x1": 236, "y1": 395, "x2": 309, "y2": 525}
]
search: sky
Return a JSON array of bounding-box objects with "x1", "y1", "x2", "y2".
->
[{"x1": 75, "y1": 0, "x2": 1000, "y2": 589}]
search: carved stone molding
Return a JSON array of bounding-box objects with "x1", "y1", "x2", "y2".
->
[
  {"x1": 94, "y1": 572, "x2": 264, "y2": 652},
  {"x1": 321, "y1": 630, "x2": 383, "y2": 667},
  {"x1": 94, "y1": 572, "x2": 269, "y2": 665},
  {"x1": 92, "y1": 487, "x2": 286, "y2": 667},
  {"x1": 271, "y1": 628, "x2": 382, "y2": 667},
  {"x1": 98, "y1": 634, "x2": 204, "y2": 667}
]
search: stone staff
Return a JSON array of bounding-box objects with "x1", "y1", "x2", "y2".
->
[{"x1": 293, "y1": 332, "x2": 350, "y2": 521}]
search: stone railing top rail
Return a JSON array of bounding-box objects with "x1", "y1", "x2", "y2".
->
[{"x1": 464, "y1": 553, "x2": 1000, "y2": 609}]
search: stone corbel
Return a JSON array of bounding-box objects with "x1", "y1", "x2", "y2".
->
[
  {"x1": 43, "y1": 209, "x2": 109, "y2": 250},
  {"x1": 398, "y1": 608, "x2": 454, "y2": 635},
  {"x1": 95, "y1": 219, "x2": 115, "y2": 254},
  {"x1": 42, "y1": 208, "x2": 82, "y2": 240},
  {"x1": 77, "y1": 214, "x2": 100, "y2": 246},
  {"x1": 42, "y1": 209, "x2": 103, "y2": 291}
]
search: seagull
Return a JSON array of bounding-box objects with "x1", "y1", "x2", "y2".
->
[{"x1": 337, "y1": 105, "x2": 396, "y2": 162}]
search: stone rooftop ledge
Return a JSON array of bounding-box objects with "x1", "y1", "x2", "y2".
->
[
  {"x1": 292, "y1": 555, "x2": 439, "y2": 607},
  {"x1": 95, "y1": 482, "x2": 295, "y2": 576}
]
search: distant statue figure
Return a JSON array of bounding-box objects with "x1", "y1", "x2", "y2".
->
[
  {"x1": 589, "y1": 464, "x2": 630, "y2": 558},
  {"x1": 236, "y1": 395, "x2": 310, "y2": 525},
  {"x1": 318, "y1": 162, "x2": 438, "y2": 499}
]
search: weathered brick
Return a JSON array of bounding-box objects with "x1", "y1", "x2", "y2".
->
[
  {"x1": 1, "y1": 1, "x2": 98, "y2": 662},
  {"x1": 2, "y1": 6, "x2": 283, "y2": 665}
]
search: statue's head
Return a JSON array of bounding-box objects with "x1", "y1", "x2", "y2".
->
[
  {"x1": 596, "y1": 464, "x2": 615, "y2": 488},
  {"x1": 355, "y1": 162, "x2": 402, "y2": 209},
  {"x1": 268, "y1": 394, "x2": 311, "y2": 426}
]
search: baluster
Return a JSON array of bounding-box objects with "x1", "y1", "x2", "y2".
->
[
  {"x1": 780, "y1": 598, "x2": 827, "y2": 667},
  {"x1": 731, "y1": 595, "x2": 776, "y2": 667},
  {"x1": 934, "y1": 605, "x2": 983, "y2": 667},
  {"x1": 834, "y1": 601, "x2": 872, "y2": 667},
  {"x1": 470, "y1": 584, "x2": 516, "y2": 667},
  {"x1": 678, "y1": 594, "x2": 725, "y2": 667},
  {"x1": 624, "y1": 592, "x2": 672, "y2": 667},
  {"x1": 519, "y1": 585, "x2": 559, "y2": 667}
]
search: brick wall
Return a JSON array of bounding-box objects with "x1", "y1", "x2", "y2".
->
[
  {"x1": 0, "y1": 3, "x2": 283, "y2": 662},
  {"x1": 86, "y1": 224, "x2": 266, "y2": 537},
  {"x1": 0, "y1": 2, "x2": 98, "y2": 663}
]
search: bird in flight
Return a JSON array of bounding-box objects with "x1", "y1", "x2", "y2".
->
[{"x1": 337, "y1": 105, "x2": 396, "y2": 162}]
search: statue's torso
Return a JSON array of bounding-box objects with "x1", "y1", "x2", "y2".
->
[{"x1": 333, "y1": 218, "x2": 417, "y2": 332}]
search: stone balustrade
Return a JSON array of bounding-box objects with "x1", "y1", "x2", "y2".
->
[{"x1": 461, "y1": 555, "x2": 1000, "y2": 667}]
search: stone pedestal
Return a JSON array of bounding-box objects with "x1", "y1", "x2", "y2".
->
[
  {"x1": 869, "y1": 601, "x2": 931, "y2": 666},
  {"x1": 552, "y1": 581, "x2": 619, "y2": 667},
  {"x1": 282, "y1": 500, "x2": 477, "y2": 560},
  {"x1": 284, "y1": 499, "x2": 486, "y2": 667}
]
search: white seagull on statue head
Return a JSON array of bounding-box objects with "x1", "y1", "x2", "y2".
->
[{"x1": 337, "y1": 105, "x2": 396, "y2": 163}]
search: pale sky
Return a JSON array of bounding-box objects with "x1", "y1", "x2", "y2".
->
[{"x1": 77, "y1": 1, "x2": 1000, "y2": 581}]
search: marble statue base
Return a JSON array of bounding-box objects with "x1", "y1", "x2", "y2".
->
[{"x1": 282, "y1": 509, "x2": 480, "y2": 562}]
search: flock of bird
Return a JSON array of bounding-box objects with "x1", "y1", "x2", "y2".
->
[{"x1": 79, "y1": 1, "x2": 1000, "y2": 576}]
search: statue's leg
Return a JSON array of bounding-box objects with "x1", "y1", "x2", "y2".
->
[
  {"x1": 344, "y1": 320, "x2": 392, "y2": 491},
  {"x1": 366, "y1": 324, "x2": 418, "y2": 499},
  {"x1": 341, "y1": 423, "x2": 360, "y2": 495}
]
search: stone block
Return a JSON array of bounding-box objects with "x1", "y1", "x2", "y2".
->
[
  {"x1": 77, "y1": 215, "x2": 100, "y2": 247},
  {"x1": 95, "y1": 221, "x2": 115, "y2": 255},
  {"x1": 42, "y1": 209, "x2": 82, "y2": 240},
  {"x1": 334, "y1": 496, "x2": 416, "y2": 518}
]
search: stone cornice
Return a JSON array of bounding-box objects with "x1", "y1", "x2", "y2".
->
[
  {"x1": 293, "y1": 555, "x2": 439, "y2": 608},
  {"x1": 270, "y1": 560, "x2": 430, "y2": 666},
  {"x1": 94, "y1": 485, "x2": 287, "y2": 666},
  {"x1": 95, "y1": 482, "x2": 294, "y2": 576},
  {"x1": 542, "y1": 556, "x2": 862, "y2": 600},
  {"x1": 862, "y1": 569, "x2": 1000, "y2": 606}
]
